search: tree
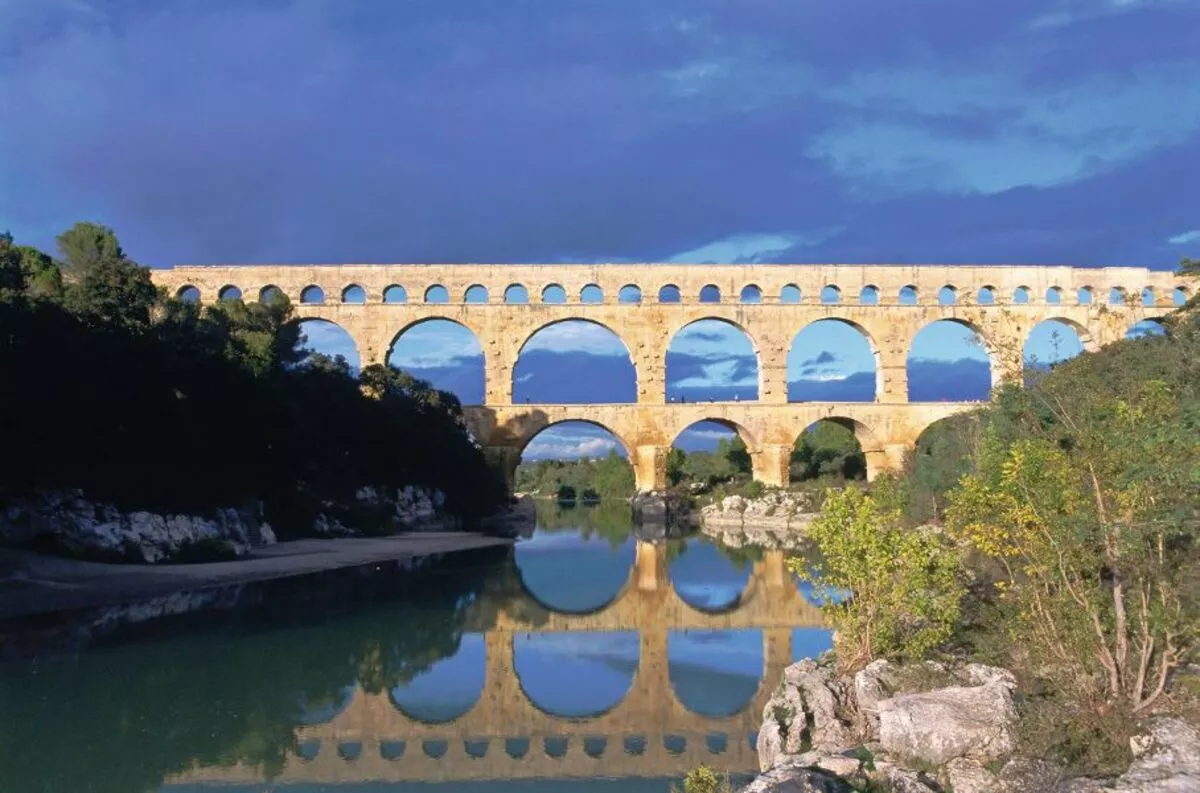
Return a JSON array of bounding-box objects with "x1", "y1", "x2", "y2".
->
[
  {"x1": 17, "y1": 244, "x2": 62, "y2": 299},
  {"x1": 718, "y1": 436, "x2": 751, "y2": 474},
  {"x1": 788, "y1": 484, "x2": 966, "y2": 672},
  {"x1": 57, "y1": 222, "x2": 158, "y2": 330},
  {"x1": 0, "y1": 232, "x2": 22, "y2": 296},
  {"x1": 945, "y1": 325, "x2": 1199, "y2": 713}
]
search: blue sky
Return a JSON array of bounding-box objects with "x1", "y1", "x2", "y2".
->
[{"x1": 2, "y1": 0, "x2": 1193, "y2": 458}]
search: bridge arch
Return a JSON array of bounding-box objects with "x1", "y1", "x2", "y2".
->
[
  {"x1": 780, "y1": 284, "x2": 801, "y2": 304},
  {"x1": 513, "y1": 631, "x2": 639, "y2": 719},
  {"x1": 666, "y1": 318, "x2": 760, "y2": 403},
  {"x1": 619, "y1": 284, "x2": 642, "y2": 304},
  {"x1": 542, "y1": 283, "x2": 567, "y2": 304},
  {"x1": 259, "y1": 284, "x2": 285, "y2": 305},
  {"x1": 342, "y1": 283, "x2": 366, "y2": 304},
  {"x1": 387, "y1": 317, "x2": 485, "y2": 405},
  {"x1": 659, "y1": 284, "x2": 682, "y2": 303},
  {"x1": 388, "y1": 633, "x2": 486, "y2": 724},
  {"x1": 789, "y1": 417, "x2": 873, "y2": 483},
  {"x1": 504, "y1": 283, "x2": 529, "y2": 304},
  {"x1": 294, "y1": 317, "x2": 361, "y2": 371},
  {"x1": 581, "y1": 283, "x2": 604, "y2": 303},
  {"x1": 669, "y1": 628, "x2": 765, "y2": 718},
  {"x1": 907, "y1": 318, "x2": 994, "y2": 401},
  {"x1": 218, "y1": 284, "x2": 243, "y2": 301},
  {"x1": 383, "y1": 284, "x2": 407, "y2": 304},
  {"x1": 1024, "y1": 317, "x2": 1093, "y2": 374},
  {"x1": 177, "y1": 284, "x2": 200, "y2": 302},
  {"x1": 787, "y1": 318, "x2": 880, "y2": 403},
  {"x1": 300, "y1": 284, "x2": 325, "y2": 304},
  {"x1": 513, "y1": 319, "x2": 637, "y2": 403},
  {"x1": 860, "y1": 285, "x2": 879, "y2": 305},
  {"x1": 464, "y1": 284, "x2": 489, "y2": 303},
  {"x1": 739, "y1": 284, "x2": 762, "y2": 304},
  {"x1": 699, "y1": 284, "x2": 721, "y2": 303}
]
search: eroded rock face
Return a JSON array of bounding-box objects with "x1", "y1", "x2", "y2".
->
[
  {"x1": 1, "y1": 490, "x2": 276, "y2": 563},
  {"x1": 699, "y1": 491, "x2": 818, "y2": 547},
  {"x1": 877, "y1": 678, "x2": 1018, "y2": 766},
  {"x1": 740, "y1": 764, "x2": 857, "y2": 793},
  {"x1": 758, "y1": 659, "x2": 855, "y2": 772}
]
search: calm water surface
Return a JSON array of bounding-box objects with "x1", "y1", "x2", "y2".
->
[{"x1": 0, "y1": 502, "x2": 830, "y2": 792}]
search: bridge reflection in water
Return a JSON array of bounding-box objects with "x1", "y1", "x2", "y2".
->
[{"x1": 167, "y1": 540, "x2": 829, "y2": 785}]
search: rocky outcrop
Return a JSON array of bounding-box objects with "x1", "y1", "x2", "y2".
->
[
  {"x1": 699, "y1": 491, "x2": 818, "y2": 548},
  {"x1": 480, "y1": 494, "x2": 536, "y2": 537},
  {"x1": 1058, "y1": 718, "x2": 1200, "y2": 793},
  {"x1": 1, "y1": 489, "x2": 276, "y2": 563},
  {"x1": 877, "y1": 674, "x2": 1017, "y2": 765}
]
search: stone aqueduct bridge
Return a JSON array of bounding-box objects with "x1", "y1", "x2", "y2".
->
[
  {"x1": 169, "y1": 544, "x2": 823, "y2": 784},
  {"x1": 150, "y1": 264, "x2": 1186, "y2": 490}
]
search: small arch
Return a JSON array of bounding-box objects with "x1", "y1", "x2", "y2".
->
[
  {"x1": 664, "y1": 735, "x2": 688, "y2": 755},
  {"x1": 542, "y1": 284, "x2": 567, "y2": 304},
  {"x1": 623, "y1": 736, "x2": 647, "y2": 756},
  {"x1": 580, "y1": 283, "x2": 604, "y2": 303},
  {"x1": 820, "y1": 284, "x2": 841, "y2": 304},
  {"x1": 1109, "y1": 286, "x2": 1127, "y2": 305},
  {"x1": 1141, "y1": 286, "x2": 1156, "y2": 307},
  {"x1": 739, "y1": 284, "x2": 762, "y2": 304},
  {"x1": 259, "y1": 285, "x2": 285, "y2": 305},
  {"x1": 341, "y1": 284, "x2": 366, "y2": 304},
  {"x1": 1045, "y1": 286, "x2": 1063, "y2": 305},
  {"x1": 383, "y1": 284, "x2": 407, "y2": 304},
  {"x1": 977, "y1": 286, "x2": 996, "y2": 305},
  {"x1": 583, "y1": 737, "x2": 607, "y2": 758},
  {"x1": 422, "y1": 740, "x2": 449, "y2": 759},
  {"x1": 1077, "y1": 286, "x2": 1093, "y2": 305},
  {"x1": 381, "y1": 741, "x2": 406, "y2": 761},
  {"x1": 177, "y1": 285, "x2": 201, "y2": 303},
  {"x1": 464, "y1": 284, "x2": 489, "y2": 304},
  {"x1": 338, "y1": 742, "x2": 363, "y2": 761},
  {"x1": 298, "y1": 685, "x2": 355, "y2": 725},
  {"x1": 300, "y1": 285, "x2": 325, "y2": 305},
  {"x1": 618, "y1": 284, "x2": 642, "y2": 304},
  {"x1": 297, "y1": 740, "x2": 321, "y2": 761},
  {"x1": 899, "y1": 285, "x2": 918, "y2": 305},
  {"x1": 1013, "y1": 286, "x2": 1031, "y2": 305},
  {"x1": 424, "y1": 284, "x2": 449, "y2": 304},
  {"x1": 504, "y1": 283, "x2": 529, "y2": 303},
  {"x1": 464, "y1": 740, "x2": 489, "y2": 759},
  {"x1": 505, "y1": 739, "x2": 530, "y2": 759},
  {"x1": 780, "y1": 284, "x2": 801, "y2": 304},
  {"x1": 859, "y1": 285, "x2": 879, "y2": 305},
  {"x1": 1174, "y1": 286, "x2": 1189, "y2": 306},
  {"x1": 217, "y1": 284, "x2": 243, "y2": 301},
  {"x1": 699, "y1": 284, "x2": 721, "y2": 303},
  {"x1": 938, "y1": 285, "x2": 957, "y2": 305},
  {"x1": 658, "y1": 284, "x2": 682, "y2": 303},
  {"x1": 706, "y1": 734, "x2": 728, "y2": 754},
  {"x1": 544, "y1": 738, "x2": 569, "y2": 759},
  {"x1": 1025, "y1": 318, "x2": 1087, "y2": 376}
]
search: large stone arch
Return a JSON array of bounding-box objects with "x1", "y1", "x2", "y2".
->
[
  {"x1": 786, "y1": 415, "x2": 890, "y2": 481},
  {"x1": 665, "y1": 317, "x2": 762, "y2": 402},
  {"x1": 512, "y1": 318, "x2": 638, "y2": 403},
  {"x1": 906, "y1": 317, "x2": 996, "y2": 399},
  {"x1": 386, "y1": 316, "x2": 487, "y2": 405},
  {"x1": 387, "y1": 634, "x2": 486, "y2": 724},
  {"x1": 668, "y1": 628, "x2": 765, "y2": 718},
  {"x1": 513, "y1": 631, "x2": 640, "y2": 719},
  {"x1": 291, "y1": 317, "x2": 362, "y2": 371},
  {"x1": 787, "y1": 317, "x2": 882, "y2": 402}
]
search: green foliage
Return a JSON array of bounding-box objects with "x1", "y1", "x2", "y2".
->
[
  {"x1": 556, "y1": 484, "x2": 577, "y2": 502},
  {"x1": 788, "y1": 484, "x2": 966, "y2": 672},
  {"x1": 945, "y1": 308, "x2": 1200, "y2": 714},
  {"x1": 791, "y1": 420, "x2": 867, "y2": 482},
  {"x1": 674, "y1": 766, "x2": 734, "y2": 793},
  {"x1": 718, "y1": 435, "x2": 752, "y2": 474},
  {"x1": 902, "y1": 411, "x2": 986, "y2": 525},
  {"x1": 0, "y1": 225, "x2": 504, "y2": 537},
  {"x1": 0, "y1": 232, "x2": 23, "y2": 295},
  {"x1": 514, "y1": 450, "x2": 635, "y2": 499}
]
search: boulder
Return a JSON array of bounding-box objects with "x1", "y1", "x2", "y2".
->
[
  {"x1": 944, "y1": 757, "x2": 1002, "y2": 793},
  {"x1": 740, "y1": 764, "x2": 857, "y2": 793},
  {"x1": 758, "y1": 659, "x2": 854, "y2": 771},
  {"x1": 878, "y1": 679, "x2": 1017, "y2": 766},
  {"x1": 1108, "y1": 717, "x2": 1200, "y2": 792}
]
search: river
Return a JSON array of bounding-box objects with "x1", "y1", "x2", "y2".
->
[{"x1": 0, "y1": 501, "x2": 830, "y2": 792}]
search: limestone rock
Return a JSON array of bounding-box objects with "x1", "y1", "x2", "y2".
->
[
  {"x1": 944, "y1": 757, "x2": 1002, "y2": 793},
  {"x1": 853, "y1": 659, "x2": 892, "y2": 739},
  {"x1": 1108, "y1": 717, "x2": 1200, "y2": 792},
  {"x1": 740, "y1": 763, "x2": 857, "y2": 793},
  {"x1": 878, "y1": 680, "x2": 1017, "y2": 766}
]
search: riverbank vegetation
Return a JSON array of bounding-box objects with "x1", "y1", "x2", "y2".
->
[
  {"x1": 789, "y1": 264, "x2": 1199, "y2": 774},
  {"x1": 0, "y1": 224, "x2": 504, "y2": 539}
]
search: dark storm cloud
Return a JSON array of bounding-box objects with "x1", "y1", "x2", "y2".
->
[{"x1": 2, "y1": 0, "x2": 1198, "y2": 269}]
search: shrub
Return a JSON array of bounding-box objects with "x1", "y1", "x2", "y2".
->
[{"x1": 788, "y1": 483, "x2": 966, "y2": 672}]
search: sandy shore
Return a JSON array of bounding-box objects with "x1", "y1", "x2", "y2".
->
[{"x1": 0, "y1": 532, "x2": 512, "y2": 620}]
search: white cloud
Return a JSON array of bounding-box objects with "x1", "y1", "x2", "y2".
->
[
  {"x1": 1168, "y1": 229, "x2": 1200, "y2": 245},
  {"x1": 521, "y1": 321, "x2": 631, "y2": 354},
  {"x1": 524, "y1": 436, "x2": 622, "y2": 460},
  {"x1": 669, "y1": 232, "x2": 803, "y2": 263},
  {"x1": 673, "y1": 359, "x2": 756, "y2": 387}
]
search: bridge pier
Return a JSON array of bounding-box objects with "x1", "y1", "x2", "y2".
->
[
  {"x1": 750, "y1": 443, "x2": 791, "y2": 488},
  {"x1": 484, "y1": 446, "x2": 522, "y2": 493},
  {"x1": 633, "y1": 445, "x2": 670, "y2": 492}
]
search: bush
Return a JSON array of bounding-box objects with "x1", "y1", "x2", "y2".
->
[
  {"x1": 673, "y1": 766, "x2": 733, "y2": 793},
  {"x1": 788, "y1": 483, "x2": 966, "y2": 672}
]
